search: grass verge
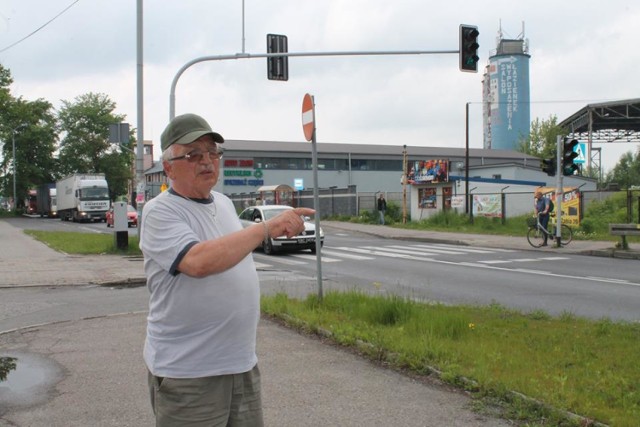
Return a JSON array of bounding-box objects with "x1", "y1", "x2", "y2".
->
[
  {"x1": 24, "y1": 229, "x2": 142, "y2": 256},
  {"x1": 262, "y1": 291, "x2": 640, "y2": 427}
]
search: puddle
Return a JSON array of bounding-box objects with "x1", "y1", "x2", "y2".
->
[{"x1": 0, "y1": 351, "x2": 64, "y2": 408}]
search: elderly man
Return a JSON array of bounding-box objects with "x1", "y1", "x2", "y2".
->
[
  {"x1": 534, "y1": 191, "x2": 551, "y2": 246},
  {"x1": 140, "y1": 113, "x2": 314, "y2": 426}
]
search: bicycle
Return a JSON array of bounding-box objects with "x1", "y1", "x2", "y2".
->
[{"x1": 527, "y1": 213, "x2": 573, "y2": 248}]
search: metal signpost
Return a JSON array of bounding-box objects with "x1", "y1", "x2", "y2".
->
[
  {"x1": 302, "y1": 93, "x2": 323, "y2": 300},
  {"x1": 555, "y1": 135, "x2": 564, "y2": 247}
]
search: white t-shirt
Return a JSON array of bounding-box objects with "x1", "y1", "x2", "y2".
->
[{"x1": 139, "y1": 189, "x2": 260, "y2": 378}]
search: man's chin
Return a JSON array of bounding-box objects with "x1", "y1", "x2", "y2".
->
[{"x1": 195, "y1": 172, "x2": 217, "y2": 186}]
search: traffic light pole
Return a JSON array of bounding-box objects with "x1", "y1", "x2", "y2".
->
[
  {"x1": 555, "y1": 135, "x2": 563, "y2": 247},
  {"x1": 169, "y1": 48, "x2": 458, "y2": 119}
]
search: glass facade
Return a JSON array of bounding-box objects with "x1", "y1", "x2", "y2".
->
[{"x1": 253, "y1": 157, "x2": 401, "y2": 171}]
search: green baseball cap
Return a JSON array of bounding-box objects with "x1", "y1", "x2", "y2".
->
[{"x1": 161, "y1": 113, "x2": 224, "y2": 151}]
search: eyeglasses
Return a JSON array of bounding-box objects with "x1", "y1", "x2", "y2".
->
[{"x1": 168, "y1": 148, "x2": 224, "y2": 163}]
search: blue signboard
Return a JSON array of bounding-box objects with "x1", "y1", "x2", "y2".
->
[{"x1": 574, "y1": 143, "x2": 587, "y2": 164}]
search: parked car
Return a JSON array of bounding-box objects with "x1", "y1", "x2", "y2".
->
[
  {"x1": 238, "y1": 205, "x2": 324, "y2": 255},
  {"x1": 106, "y1": 204, "x2": 138, "y2": 228}
]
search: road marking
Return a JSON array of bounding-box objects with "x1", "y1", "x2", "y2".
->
[
  {"x1": 586, "y1": 276, "x2": 632, "y2": 284},
  {"x1": 423, "y1": 243, "x2": 516, "y2": 252},
  {"x1": 321, "y1": 249, "x2": 375, "y2": 260},
  {"x1": 362, "y1": 245, "x2": 462, "y2": 256},
  {"x1": 253, "y1": 262, "x2": 272, "y2": 269},
  {"x1": 254, "y1": 256, "x2": 307, "y2": 266},
  {"x1": 332, "y1": 246, "x2": 435, "y2": 262},
  {"x1": 383, "y1": 245, "x2": 466, "y2": 255},
  {"x1": 477, "y1": 260, "x2": 511, "y2": 264},
  {"x1": 290, "y1": 254, "x2": 341, "y2": 262},
  {"x1": 410, "y1": 244, "x2": 498, "y2": 254}
]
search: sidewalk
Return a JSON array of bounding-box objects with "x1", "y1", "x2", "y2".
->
[{"x1": 0, "y1": 218, "x2": 637, "y2": 426}]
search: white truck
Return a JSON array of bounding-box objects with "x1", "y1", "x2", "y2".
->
[{"x1": 56, "y1": 174, "x2": 110, "y2": 222}]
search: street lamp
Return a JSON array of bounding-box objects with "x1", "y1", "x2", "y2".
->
[{"x1": 11, "y1": 124, "x2": 26, "y2": 211}]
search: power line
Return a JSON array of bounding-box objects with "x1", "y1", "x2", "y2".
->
[{"x1": 0, "y1": 0, "x2": 80, "y2": 54}]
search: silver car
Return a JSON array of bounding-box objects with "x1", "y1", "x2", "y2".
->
[{"x1": 238, "y1": 205, "x2": 324, "y2": 255}]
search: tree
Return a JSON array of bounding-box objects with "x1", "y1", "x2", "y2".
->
[
  {"x1": 518, "y1": 115, "x2": 566, "y2": 159},
  {"x1": 0, "y1": 65, "x2": 58, "y2": 209},
  {"x1": 7, "y1": 98, "x2": 59, "y2": 193},
  {"x1": 603, "y1": 149, "x2": 640, "y2": 190},
  {"x1": 57, "y1": 92, "x2": 133, "y2": 200}
]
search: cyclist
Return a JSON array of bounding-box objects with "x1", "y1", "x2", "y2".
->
[{"x1": 534, "y1": 191, "x2": 551, "y2": 246}]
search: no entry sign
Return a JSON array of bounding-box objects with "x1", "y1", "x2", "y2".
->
[{"x1": 302, "y1": 93, "x2": 315, "y2": 142}]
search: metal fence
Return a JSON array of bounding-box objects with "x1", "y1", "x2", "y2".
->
[
  {"x1": 227, "y1": 186, "x2": 640, "y2": 223},
  {"x1": 228, "y1": 185, "x2": 359, "y2": 218}
]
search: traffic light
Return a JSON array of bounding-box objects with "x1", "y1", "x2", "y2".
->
[
  {"x1": 267, "y1": 34, "x2": 288, "y2": 81},
  {"x1": 541, "y1": 158, "x2": 556, "y2": 176},
  {"x1": 459, "y1": 24, "x2": 480, "y2": 72},
  {"x1": 562, "y1": 139, "x2": 579, "y2": 176}
]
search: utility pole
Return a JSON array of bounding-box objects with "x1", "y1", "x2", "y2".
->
[
  {"x1": 11, "y1": 124, "x2": 26, "y2": 211},
  {"x1": 555, "y1": 135, "x2": 563, "y2": 247},
  {"x1": 136, "y1": 0, "x2": 145, "y2": 216},
  {"x1": 402, "y1": 145, "x2": 407, "y2": 224},
  {"x1": 465, "y1": 102, "x2": 470, "y2": 215}
]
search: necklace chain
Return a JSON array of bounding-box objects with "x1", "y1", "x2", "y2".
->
[{"x1": 177, "y1": 191, "x2": 217, "y2": 219}]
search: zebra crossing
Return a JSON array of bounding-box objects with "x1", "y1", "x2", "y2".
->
[{"x1": 253, "y1": 243, "x2": 570, "y2": 269}]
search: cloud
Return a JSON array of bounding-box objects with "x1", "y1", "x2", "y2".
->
[{"x1": 1, "y1": 0, "x2": 638, "y2": 172}]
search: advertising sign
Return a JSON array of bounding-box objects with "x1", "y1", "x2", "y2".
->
[
  {"x1": 407, "y1": 159, "x2": 449, "y2": 184},
  {"x1": 538, "y1": 187, "x2": 581, "y2": 226},
  {"x1": 419, "y1": 188, "x2": 437, "y2": 209},
  {"x1": 451, "y1": 195, "x2": 465, "y2": 209},
  {"x1": 472, "y1": 194, "x2": 502, "y2": 218}
]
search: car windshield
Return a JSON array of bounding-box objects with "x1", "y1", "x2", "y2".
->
[
  {"x1": 127, "y1": 205, "x2": 136, "y2": 213},
  {"x1": 263, "y1": 208, "x2": 290, "y2": 220}
]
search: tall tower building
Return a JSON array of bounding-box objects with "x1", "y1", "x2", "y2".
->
[{"x1": 482, "y1": 24, "x2": 531, "y2": 151}]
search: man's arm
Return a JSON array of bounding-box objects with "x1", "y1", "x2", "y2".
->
[{"x1": 177, "y1": 207, "x2": 315, "y2": 278}]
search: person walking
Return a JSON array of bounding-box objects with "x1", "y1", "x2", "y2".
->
[
  {"x1": 377, "y1": 194, "x2": 387, "y2": 225},
  {"x1": 534, "y1": 191, "x2": 551, "y2": 246},
  {"x1": 139, "y1": 113, "x2": 314, "y2": 426}
]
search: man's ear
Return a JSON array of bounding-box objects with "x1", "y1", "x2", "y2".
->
[{"x1": 163, "y1": 160, "x2": 175, "y2": 180}]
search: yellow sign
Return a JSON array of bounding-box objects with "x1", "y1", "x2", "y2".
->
[
  {"x1": 536, "y1": 186, "x2": 581, "y2": 226},
  {"x1": 160, "y1": 183, "x2": 168, "y2": 192}
]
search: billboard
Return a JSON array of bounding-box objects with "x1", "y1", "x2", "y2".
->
[
  {"x1": 407, "y1": 160, "x2": 448, "y2": 184},
  {"x1": 487, "y1": 54, "x2": 531, "y2": 150},
  {"x1": 537, "y1": 187, "x2": 581, "y2": 227}
]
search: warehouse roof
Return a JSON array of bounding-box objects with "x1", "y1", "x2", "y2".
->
[
  {"x1": 559, "y1": 98, "x2": 640, "y2": 142},
  {"x1": 224, "y1": 139, "x2": 540, "y2": 161}
]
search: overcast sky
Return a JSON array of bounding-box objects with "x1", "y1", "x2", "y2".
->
[{"x1": 1, "y1": 0, "x2": 638, "y2": 172}]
